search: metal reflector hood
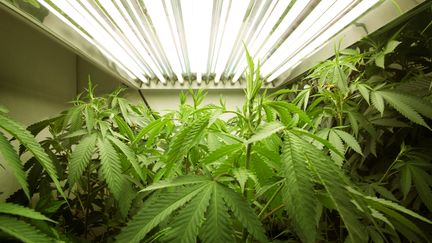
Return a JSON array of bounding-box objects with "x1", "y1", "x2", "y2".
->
[{"x1": 0, "y1": 0, "x2": 425, "y2": 89}]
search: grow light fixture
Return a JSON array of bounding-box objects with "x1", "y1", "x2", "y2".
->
[
  {"x1": 27, "y1": 0, "x2": 382, "y2": 88},
  {"x1": 2, "y1": 0, "x2": 421, "y2": 88}
]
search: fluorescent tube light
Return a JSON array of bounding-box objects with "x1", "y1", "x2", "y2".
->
[
  {"x1": 232, "y1": 0, "x2": 312, "y2": 83},
  {"x1": 267, "y1": 0, "x2": 379, "y2": 82},
  {"x1": 36, "y1": 0, "x2": 382, "y2": 87},
  {"x1": 39, "y1": 0, "x2": 146, "y2": 81}
]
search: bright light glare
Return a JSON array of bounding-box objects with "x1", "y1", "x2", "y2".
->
[
  {"x1": 267, "y1": 0, "x2": 379, "y2": 82},
  {"x1": 40, "y1": 0, "x2": 145, "y2": 81},
  {"x1": 232, "y1": 0, "x2": 311, "y2": 83},
  {"x1": 144, "y1": 0, "x2": 184, "y2": 83},
  {"x1": 38, "y1": 0, "x2": 379, "y2": 86}
]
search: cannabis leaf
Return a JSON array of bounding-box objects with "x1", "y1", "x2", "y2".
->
[
  {"x1": 0, "y1": 216, "x2": 53, "y2": 243},
  {"x1": 163, "y1": 185, "x2": 213, "y2": 242},
  {"x1": 0, "y1": 203, "x2": 55, "y2": 223},
  {"x1": 0, "y1": 113, "x2": 66, "y2": 199},
  {"x1": 201, "y1": 143, "x2": 243, "y2": 165},
  {"x1": 109, "y1": 136, "x2": 147, "y2": 183},
  {"x1": 116, "y1": 184, "x2": 209, "y2": 243},
  {"x1": 97, "y1": 138, "x2": 125, "y2": 200},
  {"x1": 163, "y1": 114, "x2": 210, "y2": 178},
  {"x1": 117, "y1": 176, "x2": 267, "y2": 243},
  {"x1": 68, "y1": 133, "x2": 97, "y2": 186},
  {"x1": 285, "y1": 130, "x2": 367, "y2": 242},
  {"x1": 373, "y1": 90, "x2": 432, "y2": 129},
  {"x1": 247, "y1": 121, "x2": 285, "y2": 144},
  {"x1": 281, "y1": 132, "x2": 318, "y2": 242},
  {"x1": 0, "y1": 203, "x2": 57, "y2": 243},
  {"x1": 200, "y1": 185, "x2": 235, "y2": 243},
  {"x1": 348, "y1": 187, "x2": 432, "y2": 242},
  {"x1": 0, "y1": 132, "x2": 29, "y2": 198}
]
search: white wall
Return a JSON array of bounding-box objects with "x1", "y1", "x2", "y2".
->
[{"x1": 124, "y1": 89, "x2": 245, "y2": 114}]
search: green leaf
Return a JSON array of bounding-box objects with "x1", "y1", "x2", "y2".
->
[
  {"x1": 115, "y1": 116, "x2": 135, "y2": 141},
  {"x1": 265, "y1": 101, "x2": 312, "y2": 125},
  {"x1": 0, "y1": 113, "x2": 66, "y2": 200},
  {"x1": 371, "y1": 91, "x2": 385, "y2": 116},
  {"x1": 329, "y1": 130, "x2": 344, "y2": 166},
  {"x1": 357, "y1": 84, "x2": 370, "y2": 104},
  {"x1": 383, "y1": 40, "x2": 401, "y2": 54},
  {"x1": 281, "y1": 132, "x2": 318, "y2": 242},
  {"x1": 200, "y1": 185, "x2": 235, "y2": 243},
  {"x1": 335, "y1": 64, "x2": 348, "y2": 92},
  {"x1": 145, "y1": 121, "x2": 166, "y2": 147},
  {"x1": 371, "y1": 184, "x2": 398, "y2": 202},
  {"x1": 254, "y1": 145, "x2": 281, "y2": 171},
  {"x1": 109, "y1": 136, "x2": 146, "y2": 183},
  {"x1": 268, "y1": 88, "x2": 300, "y2": 98},
  {"x1": 244, "y1": 45, "x2": 255, "y2": 100},
  {"x1": 26, "y1": 118, "x2": 57, "y2": 137},
  {"x1": 97, "y1": 138, "x2": 125, "y2": 200},
  {"x1": 355, "y1": 193, "x2": 431, "y2": 241},
  {"x1": 84, "y1": 106, "x2": 95, "y2": 133},
  {"x1": 380, "y1": 91, "x2": 432, "y2": 119},
  {"x1": 349, "y1": 188, "x2": 432, "y2": 224},
  {"x1": 201, "y1": 143, "x2": 243, "y2": 165},
  {"x1": 219, "y1": 184, "x2": 267, "y2": 242},
  {"x1": 164, "y1": 114, "x2": 210, "y2": 177},
  {"x1": 0, "y1": 202, "x2": 55, "y2": 223},
  {"x1": 232, "y1": 167, "x2": 249, "y2": 193},
  {"x1": 163, "y1": 184, "x2": 213, "y2": 243},
  {"x1": 118, "y1": 180, "x2": 135, "y2": 219},
  {"x1": 334, "y1": 129, "x2": 363, "y2": 155},
  {"x1": 400, "y1": 166, "x2": 412, "y2": 200},
  {"x1": 304, "y1": 150, "x2": 366, "y2": 242},
  {"x1": 265, "y1": 102, "x2": 291, "y2": 125},
  {"x1": 141, "y1": 176, "x2": 211, "y2": 192},
  {"x1": 346, "y1": 111, "x2": 359, "y2": 136},
  {"x1": 0, "y1": 132, "x2": 29, "y2": 198},
  {"x1": 293, "y1": 128, "x2": 345, "y2": 158},
  {"x1": 0, "y1": 216, "x2": 53, "y2": 243},
  {"x1": 132, "y1": 119, "x2": 167, "y2": 145},
  {"x1": 370, "y1": 118, "x2": 409, "y2": 127},
  {"x1": 246, "y1": 121, "x2": 284, "y2": 144},
  {"x1": 411, "y1": 167, "x2": 432, "y2": 211},
  {"x1": 63, "y1": 106, "x2": 83, "y2": 132},
  {"x1": 378, "y1": 90, "x2": 430, "y2": 129},
  {"x1": 0, "y1": 203, "x2": 55, "y2": 223},
  {"x1": 369, "y1": 207, "x2": 394, "y2": 229},
  {"x1": 68, "y1": 133, "x2": 97, "y2": 186},
  {"x1": 62, "y1": 129, "x2": 87, "y2": 139},
  {"x1": 116, "y1": 184, "x2": 207, "y2": 243},
  {"x1": 375, "y1": 54, "x2": 385, "y2": 68}
]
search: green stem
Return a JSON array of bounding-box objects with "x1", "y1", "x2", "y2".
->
[
  {"x1": 378, "y1": 147, "x2": 405, "y2": 183},
  {"x1": 243, "y1": 143, "x2": 252, "y2": 198},
  {"x1": 258, "y1": 185, "x2": 283, "y2": 219},
  {"x1": 261, "y1": 204, "x2": 284, "y2": 221},
  {"x1": 84, "y1": 169, "x2": 91, "y2": 239},
  {"x1": 242, "y1": 100, "x2": 254, "y2": 242}
]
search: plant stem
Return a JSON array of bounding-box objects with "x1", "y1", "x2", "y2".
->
[
  {"x1": 262, "y1": 204, "x2": 284, "y2": 221},
  {"x1": 84, "y1": 169, "x2": 91, "y2": 239},
  {"x1": 378, "y1": 147, "x2": 405, "y2": 183},
  {"x1": 242, "y1": 98, "x2": 255, "y2": 243},
  {"x1": 258, "y1": 185, "x2": 283, "y2": 219}
]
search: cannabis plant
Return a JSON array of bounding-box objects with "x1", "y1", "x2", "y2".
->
[
  {"x1": 1, "y1": 8, "x2": 432, "y2": 243},
  {"x1": 116, "y1": 44, "x2": 432, "y2": 242}
]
